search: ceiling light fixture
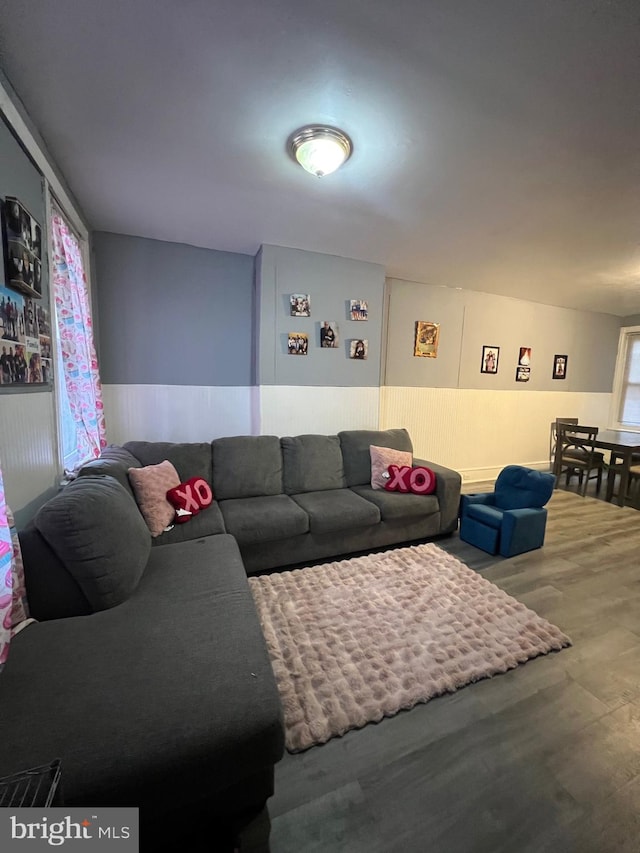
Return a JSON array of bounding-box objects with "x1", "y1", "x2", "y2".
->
[{"x1": 288, "y1": 125, "x2": 353, "y2": 177}]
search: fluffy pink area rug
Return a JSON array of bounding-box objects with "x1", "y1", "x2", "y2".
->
[{"x1": 249, "y1": 543, "x2": 571, "y2": 752}]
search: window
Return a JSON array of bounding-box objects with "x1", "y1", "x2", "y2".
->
[{"x1": 610, "y1": 326, "x2": 640, "y2": 431}]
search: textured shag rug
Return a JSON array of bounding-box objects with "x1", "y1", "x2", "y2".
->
[{"x1": 249, "y1": 543, "x2": 571, "y2": 752}]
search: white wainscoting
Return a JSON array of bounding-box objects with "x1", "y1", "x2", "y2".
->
[
  {"x1": 259, "y1": 386, "x2": 381, "y2": 436},
  {"x1": 102, "y1": 385, "x2": 258, "y2": 444},
  {"x1": 380, "y1": 387, "x2": 613, "y2": 482},
  {"x1": 102, "y1": 384, "x2": 614, "y2": 482},
  {"x1": 0, "y1": 391, "x2": 59, "y2": 513}
]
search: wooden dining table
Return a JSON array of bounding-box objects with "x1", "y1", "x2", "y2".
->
[{"x1": 592, "y1": 429, "x2": 640, "y2": 507}]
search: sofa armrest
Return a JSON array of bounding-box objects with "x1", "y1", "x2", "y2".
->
[
  {"x1": 500, "y1": 507, "x2": 548, "y2": 558},
  {"x1": 460, "y1": 493, "x2": 497, "y2": 510},
  {"x1": 413, "y1": 458, "x2": 462, "y2": 534}
]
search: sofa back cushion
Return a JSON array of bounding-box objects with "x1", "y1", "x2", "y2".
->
[
  {"x1": 77, "y1": 445, "x2": 142, "y2": 501},
  {"x1": 338, "y1": 429, "x2": 414, "y2": 487},
  {"x1": 281, "y1": 434, "x2": 346, "y2": 494},
  {"x1": 123, "y1": 441, "x2": 213, "y2": 484},
  {"x1": 212, "y1": 436, "x2": 283, "y2": 499},
  {"x1": 34, "y1": 475, "x2": 151, "y2": 612}
]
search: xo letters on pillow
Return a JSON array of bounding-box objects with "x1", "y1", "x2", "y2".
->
[
  {"x1": 166, "y1": 477, "x2": 213, "y2": 523},
  {"x1": 384, "y1": 465, "x2": 437, "y2": 495}
]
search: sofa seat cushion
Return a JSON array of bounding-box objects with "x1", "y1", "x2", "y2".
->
[
  {"x1": 465, "y1": 502, "x2": 505, "y2": 529},
  {"x1": 291, "y1": 489, "x2": 380, "y2": 534},
  {"x1": 212, "y1": 436, "x2": 283, "y2": 499},
  {"x1": 0, "y1": 534, "x2": 284, "y2": 813},
  {"x1": 282, "y1": 434, "x2": 346, "y2": 494},
  {"x1": 351, "y1": 485, "x2": 439, "y2": 521},
  {"x1": 219, "y1": 495, "x2": 308, "y2": 545},
  {"x1": 152, "y1": 501, "x2": 226, "y2": 546}
]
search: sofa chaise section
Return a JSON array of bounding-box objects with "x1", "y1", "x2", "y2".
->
[{"x1": 3, "y1": 475, "x2": 284, "y2": 850}]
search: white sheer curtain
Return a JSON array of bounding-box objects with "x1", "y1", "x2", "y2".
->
[{"x1": 51, "y1": 206, "x2": 106, "y2": 467}]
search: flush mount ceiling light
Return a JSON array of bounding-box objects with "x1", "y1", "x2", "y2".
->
[{"x1": 288, "y1": 125, "x2": 353, "y2": 177}]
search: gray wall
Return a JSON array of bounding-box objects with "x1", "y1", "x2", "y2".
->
[
  {"x1": 257, "y1": 244, "x2": 385, "y2": 387},
  {"x1": 93, "y1": 232, "x2": 255, "y2": 386},
  {"x1": 385, "y1": 278, "x2": 620, "y2": 392}
]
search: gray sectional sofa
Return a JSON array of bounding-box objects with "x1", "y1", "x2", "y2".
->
[
  {"x1": 82, "y1": 428, "x2": 462, "y2": 572},
  {"x1": 0, "y1": 428, "x2": 460, "y2": 852}
]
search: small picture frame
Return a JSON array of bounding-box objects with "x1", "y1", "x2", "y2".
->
[
  {"x1": 480, "y1": 346, "x2": 500, "y2": 374},
  {"x1": 287, "y1": 332, "x2": 308, "y2": 355},
  {"x1": 290, "y1": 294, "x2": 310, "y2": 317},
  {"x1": 518, "y1": 347, "x2": 531, "y2": 366},
  {"x1": 2, "y1": 196, "x2": 43, "y2": 299},
  {"x1": 414, "y1": 321, "x2": 440, "y2": 358},
  {"x1": 553, "y1": 354, "x2": 568, "y2": 379},
  {"x1": 349, "y1": 339, "x2": 368, "y2": 360},
  {"x1": 319, "y1": 321, "x2": 339, "y2": 348},
  {"x1": 349, "y1": 300, "x2": 368, "y2": 321},
  {"x1": 515, "y1": 366, "x2": 530, "y2": 382}
]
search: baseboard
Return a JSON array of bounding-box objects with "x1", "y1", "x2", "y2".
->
[{"x1": 461, "y1": 461, "x2": 551, "y2": 484}]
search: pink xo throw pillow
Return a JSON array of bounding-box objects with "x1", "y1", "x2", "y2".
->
[
  {"x1": 385, "y1": 465, "x2": 437, "y2": 495},
  {"x1": 128, "y1": 460, "x2": 181, "y2": 537},
  {"x1": 370, "y1": 445, "x2": 413, "y2": 490},
  {"x1": 166, "y1": 477, "x2": 214, "y2": 524}
]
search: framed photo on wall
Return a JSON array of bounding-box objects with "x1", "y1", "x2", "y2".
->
[
  {"x1": 518, "y1": 347, "x2": 531, "y2": 366},
  {"x1": 349, "y1": 300, "x2": 368, "y2": 321},
  {"x1": 320, "y1": 321, "x2": 339, "y2": 348},
  {"x1": 480, "y1": 345, "x2": 500, "y2": 374},
  {"x1": 414, "y1": 321, "x2": 440, "y2": 358},
  {"x1": 349, "y1": 339, "x2": 368, "y2": 359},
  {"x1": 2, "y1": 196, "x2": 43, "y2": 299},
  {"x1": 0, "y1": 284, "x2": 52, "y2": 390},
  {"x1": 290, "y1": 294, "x2": 310, "y2": 317},
  {"x1": 553, "y1": 354, "x2": 568, "y2": 379},
  {"x1": 287, "y1": 332, "x2": 308, "y2": 354}
]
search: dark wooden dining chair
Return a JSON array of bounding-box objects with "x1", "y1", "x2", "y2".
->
[
  {"x1": 549, "y1": 417, "x2": 579, "y2": 469},
  {"x1": 554, "y1": 423, "x2": 605, "y2": 497},
  {"x1": 605, "y1": 453, "x2": 640, "y2": 506}
]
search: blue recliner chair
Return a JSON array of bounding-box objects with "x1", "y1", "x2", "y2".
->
[{"x1": 459, "y1": 465, "x2": 555, "y2": 558}]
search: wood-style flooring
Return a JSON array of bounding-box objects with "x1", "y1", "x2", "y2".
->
[{"x1": 268, "y1": 485, "x2": 640, "y2": 853}]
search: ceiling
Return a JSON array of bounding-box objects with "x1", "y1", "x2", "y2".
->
[{"x1": 0, "y1": 0, "x2": 639, "y2": 316}]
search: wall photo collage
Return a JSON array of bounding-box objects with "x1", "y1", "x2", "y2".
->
[
  {"x1": 410, "y1": 318, "x2": 569, "y2": 383},
  {"x1": 0, "y1": 196, "x2": 52, "y2": 390},
  {"x1": 288, "y1": 294, "x2": 369, "y2": 359},
  {"x1": 477, "y1": 344, "x2": 569, "y2": 382}
]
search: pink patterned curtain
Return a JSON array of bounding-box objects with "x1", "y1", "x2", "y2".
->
[
  {"x1": 51, "y1": 209, "x2": 106, "y2": 464},
  {"x1": 0, "y1": 460, "x2": 13, "y2": 670}
]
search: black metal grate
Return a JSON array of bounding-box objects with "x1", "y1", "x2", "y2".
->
[{"x1": 0, "y1": 759, "x2": 62, "y2": 807}]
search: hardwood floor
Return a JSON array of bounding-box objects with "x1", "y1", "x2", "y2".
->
[{"x1": 268, "y1": 488, "x2": 640, "y2": 853}]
